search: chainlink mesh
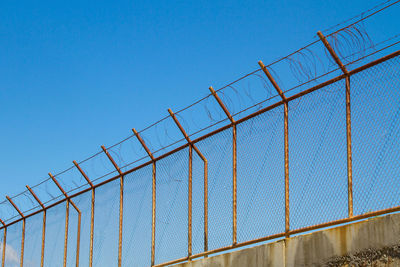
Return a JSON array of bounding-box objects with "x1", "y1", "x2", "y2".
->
[
  {"x1": 237, "y1": 107, "x2": 285, "y2": 242},
  {"x1": 67, "y1": 201, "x2": 80, "y2": 267},
  {"x1": 155, "y1": 148, "x2": 189, "y2": 264},
  {"x1": 4, "y1": 221, "x2": 22, "y2": 267},
  {"x1": 71, "y1": 191, "x2": 92, "y2": 267},
  {"x1": 196, "y1": 128, "x2": 233, "y2": 251},
  {"x1": 289, "y1": 79, "x2": 348, "y2": 229},
  {"x1": 352, "y1": 55, "x2": 400, "y2": 215},
  {"x1": 44, "y1": 202, "x2": 67, "y2": 267},
  {"x1": 93, "y1": 179, "x2": 120, "y2": 267},
  {"x1": 122, "y1": 165, "x2": 152, "y2": 267},
  {"x1": 24, "y1": 213, "x2": 43, "y2": 267},
  {"x1": 191, "y1": 151, "x2": 205, "y2": 255}
]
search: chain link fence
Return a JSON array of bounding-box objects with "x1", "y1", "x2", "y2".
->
[{"x1": 1, "y1": 3, "x2": 400, "y2": 266}]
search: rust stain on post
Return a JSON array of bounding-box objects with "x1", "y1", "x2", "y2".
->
[
  {"x1": 284, "y1": 102, "x2": 289, "y2": 234},
  {"x1": 151, "y1": 162, "x2": 156, "y2": 265},
  {"x1": 64, "y1": 201, "x2": 70, "y2": 267},
  {"x1": 90, "y1": 189, "x2": 95, "y2": 267},
  {"x1": 6, "y1": 196, "x2": 24, "y2": 218},
  {"x1": 258, "y1": 61, "x2": 290, "y2": 236},
  {"x1": 73, "y1": 160, "x2": 94, "y2": 266},
  {"x1": 346, "y1": 76, "x2": 353, "y2": 217},
  {"x1": 317, "y1": 31, "x2": 348, "y2": 75},
  {"x1": 232, "y1": 124, "x2": 237, "y2": 245},
  {"x1": 26, "y1": 186, "x2": 44, "y2": 209},
  {"x1": 132, "y1": 128, "x2": 155, "y2": 161},
  {"x1": 133, "y1": 128, "x2": 157, "y2": 266},
  {"x1": 167, "y1": 109, "x2": 193, "y2": 258},
  {"x1": 41, "y1": 211, "x2": 46, "y2": 267},
  {"x1": 49, "y1": 172, "x2": 81, "y2": 267},
  {"x1": 168, "y1": 109, "x2": 209, "y2": 255},
  {"x1": 101, "y1": 146, "x2": 123, "y2": 267},
  {"x1": 20, "y1": 219, "x2": 25, "y2": 267},
  {"x1": 73, "y1": 160, "x2": 94, "y2": 188},
  {"x1": 118, "y1": 173, "x2": 123, "y2": 267},
  {"x1": 317, "y1": 31, "x2": 353, "y2": 217},
  {"x1": 209, "y1": 86, "x2": 237, "y2": 245},
  {"x1": 101, "y1": 146, "x2": 122, "y2": 176},
  {"x1": 48, "y1": 173, "x2": 68, "y2": 197},
  {"x1": 188, "y1": 145, "x2": 193, "y2": 258},
  {"x1": 209, "y1": 86, "x2": 235, "y2": 123},
  {"x1": 168, "y1": 109, "x2": 190, "y2": 143},
  {"x1": 76, "y1": 212, "x2": 81, "y2": 267},
  {"x1": 258, "y1": 62, "x2": 287, "y2": 101},
  {"x1": 204, "y1": 159, "x2": 208, "y2": 253}
]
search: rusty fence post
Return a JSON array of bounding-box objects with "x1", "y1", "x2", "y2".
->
[
  {"x1": 26, "y1": 186, "x2": 46, "y2": 267},
  {"x1": 258, "y1": 62, "x2": 290, "y2": 237},
  {"x1": 49, "y1": 173, "x2": 81, "y2": 267},
  {"x1": 101, "y1": 145, "x2": 123, "y2": 267},
  {"x1": 203, "y1": 155, "x2": 208, "y2": 254},
  {"x1": 168, "y1": 109, "x2": 192, "y2": 259},
  {"x1": 168, "y1": 109, "x2": 209, "y2": 257},
  {"x1": 73, "y1": 160, "x2": 95, "y2": 267},
  {"x1": 317, "y1": 31, "x2": 353, "y2": 218},
  {"x1": 6, "y1": 196, "x2": 25, "y2": 267},
  {"x1": 208, "y1": 87, "x2": 237, "y2": 245},
  {"x1": 0, "y1": 219, "x2": 6, "y2": 267},
  {"x1": 132, "y1": 128, "x2": 157, "y2": 266}
]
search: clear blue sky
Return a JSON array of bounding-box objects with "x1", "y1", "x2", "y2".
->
[{"x1": 0, "y1": 0, "x2": 392, "y2": 199}]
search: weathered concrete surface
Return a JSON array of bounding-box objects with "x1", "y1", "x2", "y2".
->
[
  {"x1": 176, "y1": 241, "x2": 284, "y2": 267},
  {"x1": 175, "y1": 212, "x2": 400, "y2": 267}
]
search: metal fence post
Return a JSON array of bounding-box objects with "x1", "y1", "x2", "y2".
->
[
  {"x1": 189, "y1": 145, "x2": 193, "y2": 257},
  {"x1": 257, "y1": 62, "x2": 290, "y2": 236},
  {"x1": 21, "y1": 219, "x2": 25, "y2": 267},
  {"x1": 0, "y1": 219, "x2": 6, "y2": 267},
  {"x1": 345, "y1": 76, "x2": 353, "y2": 217},
  {"x1": 203, "y1": 158, "x2": 208, "y2": 254},
  {"x1": 89, "y1": 188, "x2": 94, "y2": 263},
  {"x1": 132, "y1": 128, "x2": 157, "y2": 266},
  {"x1": 317, "y1": 31, "x2": 353, "y2": 218},
  {"x1": 208, "y1": 86, "x2": 237, "y2": 245},
  {"x1": 26, "y1": 186, "x2": 46, "y2": 267},
  {"x1": 167, "y1": 109, "x2": 193, "y2": 258},
  {"x1": 101, "y1": 146, "x2": 124, "y2": 267},
  {"x1": 6, "y1": 196, "x2": 25, "y2": 267},
  {"x1": 41, "y1": 210, "x2": 46, "y2": 266},
  {"x1": 64, "y1": 201, "x2": 70, "y2": 267},
  {"x1": 73, "y1": 160, "x2": 95, "y2": 267},
  {"x1": 49, "y1": 173, "x2": 82, "y2": 267},
  {"x1": 168, "y1": 109, "x2": 209, "y2": 257}
]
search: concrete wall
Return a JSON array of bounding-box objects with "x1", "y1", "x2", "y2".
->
[{"x1": 175, "y1": 212, "x2": 400, "y2": 267}]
